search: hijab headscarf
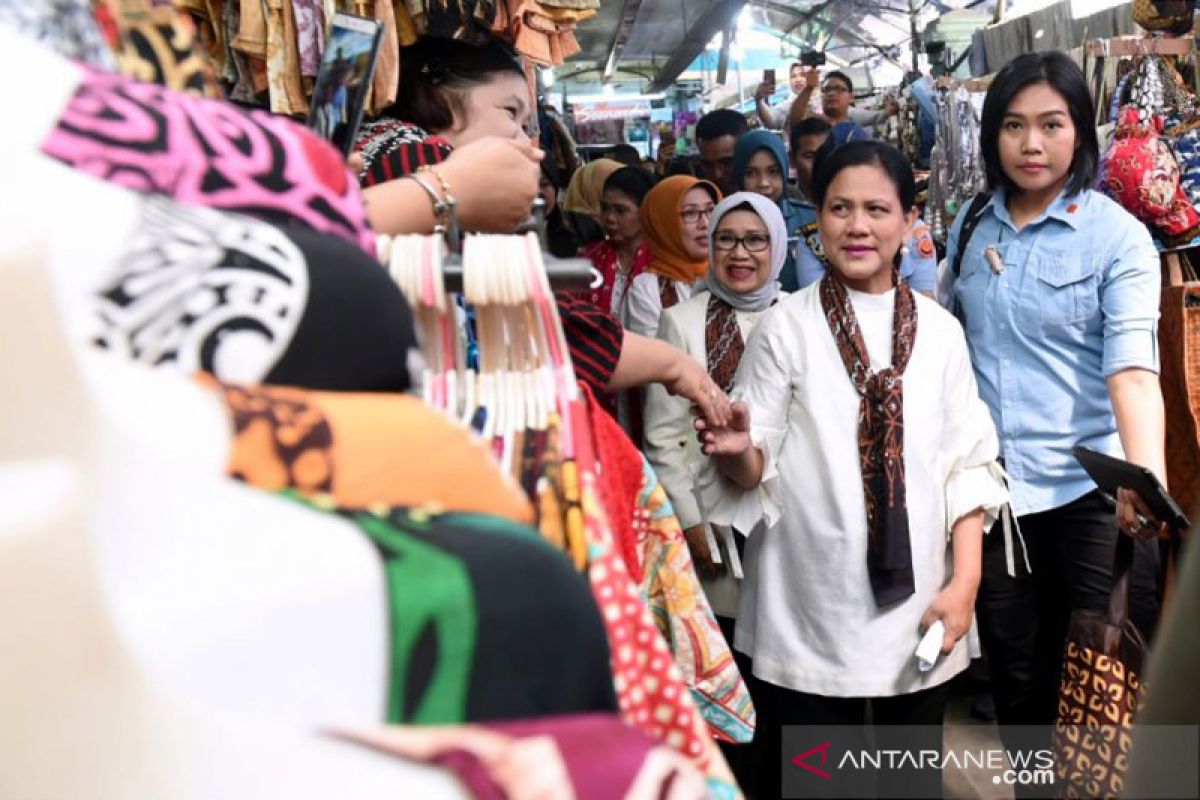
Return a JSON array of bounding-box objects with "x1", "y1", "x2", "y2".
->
[
  {"x1": 731, "y1": 130, "x2": 790, "y2": 201},
  {"x1": 562, "y1": 158, "x2": 622, "y2": 216},
  {"x1": 639, "y1": 175, "x2": 721, "y2": 283},
  {"x1": 705, "y1": 192, "x2": 787, "y2": 312}
]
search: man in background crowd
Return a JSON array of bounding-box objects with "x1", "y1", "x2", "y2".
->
[{"x1": 695, "y1": 108, "x2": 749, "y2": 196}]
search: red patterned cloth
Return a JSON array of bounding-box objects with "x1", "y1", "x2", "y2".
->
[
  {"x1": 579, "y1": 385, "x2": 755, "y2": 745},
  {"x1": 564, "y1": 396, "x2": 737, "y2": 789},
  {"x1": 1103, "y1": 106, "x2": 1200, "y2": 244}
]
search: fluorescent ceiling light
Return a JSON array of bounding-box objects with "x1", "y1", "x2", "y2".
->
[{"x1": 570, "y1": 92, "x2": 666, "y2": 103}]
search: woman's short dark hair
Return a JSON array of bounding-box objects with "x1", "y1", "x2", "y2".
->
[
  {"x1": 387, "y1": 37, "x2": 523, "y2": 135},
  {"x1": 811, "y1": 140, "x2": 916, "y2": 213},
  {"x1": 603, "y1": 166, "x2": 657, "y2": 206},
  {"x1": 980, "y1": 51, "x2": 1098, "y2": 197}
]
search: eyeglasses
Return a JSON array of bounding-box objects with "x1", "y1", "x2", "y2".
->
[
  {"x1": 822, "y1": 84, "x2": 850, "y2": 95},
  {"x1": 713, "y1": 231, "x2": 771, "y2": 253},
  {"x1": 680, "y1": 207, "x2": 715, "y2": 224},
  {"x1": 600, "y1": 202, "x2": 636, "y2": 215}
]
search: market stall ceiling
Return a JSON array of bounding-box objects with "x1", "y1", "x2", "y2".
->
[{"x1": 569, "y1": 0, "x2": 999, "y2": 88}]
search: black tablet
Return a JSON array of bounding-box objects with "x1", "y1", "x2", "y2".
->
[{"x1": 1072, "y1": 445, "x2": 1190, "y2": 531}]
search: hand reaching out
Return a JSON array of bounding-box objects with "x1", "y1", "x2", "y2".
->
[{"x1": 694, "y1": 401, "x2": 752, "y2": 457}]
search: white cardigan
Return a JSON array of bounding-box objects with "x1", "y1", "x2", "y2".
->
[{"x1": 643, "y1": 291, "x2": 773, "y2": 617}]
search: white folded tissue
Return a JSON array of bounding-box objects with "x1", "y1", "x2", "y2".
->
[{"x1": 915, "y1": 621, "x2": 945, "y2": 672}]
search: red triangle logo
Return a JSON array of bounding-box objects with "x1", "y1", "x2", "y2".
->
[{"x1": 791, "y1": 741, "x2": 833, "y2": 780}]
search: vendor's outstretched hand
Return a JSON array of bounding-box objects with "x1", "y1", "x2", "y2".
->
[
  {"x1": 441, "y1": 137, "x2": 543, "y2": 233},
  {"x1": 663, "y1": 355, "x2": 732, "y2": 428},
  {"x1": 695, "y1": 401, "x2": 752, "y2": 457}
]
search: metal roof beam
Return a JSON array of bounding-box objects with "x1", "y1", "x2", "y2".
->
[
  {"x1": 648, "y1": 0, "x2": 749, "y2": 91},
  {"x1": 600, "y1": 0, "x2": 647, "y2": 82}
]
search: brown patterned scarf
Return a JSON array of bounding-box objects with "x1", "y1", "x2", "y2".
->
[
  {"x1": 705, "y1": 294, "x2": 745, "y2": 394},
  {"x1": 658, "y1": 276, "x2": 680, "y2": 309},
  {"x1": 819, "y1": 270, "x2": 918, "y2": 607}
]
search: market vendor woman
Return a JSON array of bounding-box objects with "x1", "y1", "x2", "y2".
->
[{"x1": 945, "y1": 51, "x2": 1166, "y2": 752}]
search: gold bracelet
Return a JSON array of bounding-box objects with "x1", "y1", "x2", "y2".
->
[{"x1": 407, "y1": 172, "x2": 447, "y2": 222}]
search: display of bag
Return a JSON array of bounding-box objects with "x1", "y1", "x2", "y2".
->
[
  {"x1": 1158, "y1": 253, "x2": 1200, "y2": 523},
  {"x1": 1052, "y1": 532, "x2": 1147, "y2": 799},
  {"x1": 1102, "y1": 107, "x2": 1200, "y2": 245},
  {"x1": 1131, "y1": 0, "x2": 1196, "y2": 35}
]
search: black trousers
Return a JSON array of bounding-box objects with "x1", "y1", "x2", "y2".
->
[
  {"x1": 751, "y1": 678, "x2": 950, "y2": 800},
  {"x1": 975, "y1": 490, "x2": 1161, "y2": 774}
]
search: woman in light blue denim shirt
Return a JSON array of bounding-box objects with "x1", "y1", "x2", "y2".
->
[{"x1": 945, "y1": 52, "x2": 1166, "y2": 766}]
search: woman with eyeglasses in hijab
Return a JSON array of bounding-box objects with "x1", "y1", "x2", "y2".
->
[{"x1": 626, "y1": 175, "x2": 722, "y2": 339}]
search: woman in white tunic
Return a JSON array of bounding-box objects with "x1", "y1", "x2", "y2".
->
[{"x1": 695, "y1": 141, "x2": 1008, "y2": 798}]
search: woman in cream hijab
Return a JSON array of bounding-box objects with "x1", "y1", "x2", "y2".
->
[
  {"x1": 561, "y1": 158, "x2": 623, "y2": 247},
  {"x1": 625, "y1": 175, "x2": 722, "y2": 337}
]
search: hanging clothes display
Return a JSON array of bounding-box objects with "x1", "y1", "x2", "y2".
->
[
  {"x1": 926, "y1": 83, "x2": 986, "y2": 243},
  {"x1": 382, "y1": 226, "x2": 741, "y2": 793}
]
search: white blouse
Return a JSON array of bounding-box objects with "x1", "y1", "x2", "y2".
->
[
  {"x1": 697, "y1": 284, "x2": 1008, "y2": 697},
  {"x1": 626, "y1": 272, "x2": 701, "y2": 338},
  {"x1": 644, "y1": 291, "x2": 773, "y2": 618}
]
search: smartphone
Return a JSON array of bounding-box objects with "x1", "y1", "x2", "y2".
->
[
  {"x1": 800, "y1": 50, "x2": 826, "y2": 68},
  {"x1": 763, "y1": 68, "x2": 776, "y2": 85},
  {"x1": 306, "y1": 13, "x2": 384, "y2": 157}
]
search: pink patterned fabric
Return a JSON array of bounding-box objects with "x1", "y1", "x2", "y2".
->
[{"x1": 41, "y1": 67, "x2": 375, "y2": 252}]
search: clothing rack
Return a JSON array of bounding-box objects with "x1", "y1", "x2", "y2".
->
[
  {"x1": 1087, "y1": 36, "x2": 1194, "y2": 59},
  {"x1": 434, "y1": 197, "x2": 598, "y2": 292}
]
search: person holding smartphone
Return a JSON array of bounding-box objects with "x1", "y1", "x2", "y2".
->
[{"x1": 754, "y1": 62, "x2": 817, "y2": 132}]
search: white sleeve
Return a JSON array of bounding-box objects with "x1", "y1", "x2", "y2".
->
[
  {"x1": 938, "y1": 315, "x2": 1009, "y2": 536},
  {"x1": 695, "y1": 313, "x2": 794, "y2": 534},
  {"x1": 626, "y1": 274, "x2": 664, "y2": 338},
  {"x1": 643, "y1": 309, "x2": 704, "y2": 529}
]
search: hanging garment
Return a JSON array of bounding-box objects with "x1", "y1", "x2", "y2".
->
[
  {"x1": 89, "y1": 198, "x2": 416, "y2": 391},
  {"x1": 216, "y1": 382, "x2": 535, "y2": 523},
  {"x1": 0, "y1": 151, "x2": 414, "y2": 392},
  {"x1": 99, "y1": 0, "x2": 225, "y2": 98},
  {"x1": 562, "y1": 397, "x2": 738, "y2": 791},
  {"x1": 584, "y1": 384, "x2": 755, "y2": 744},
  {"x1": 340, "y1": 713, "x2": 702, "y2": 800},
  {"x1": 315, "y1": 504, "x2": 619, "y2": 725},
  {"x1": 370, "y1": 0, "x2": 401, "y2": 113},
  {"x1": 219, "y1": 0, "x2": 259, "y2": 101},
  {"x1": 0, "y1": 0, "x2": 116, "y2": 68},
  {"x1": 292, "y1": 0, "x2": 325, "y2": 78},
  {"x1": 41, "y1": 63, "x2": 376, "y2": 252}
]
